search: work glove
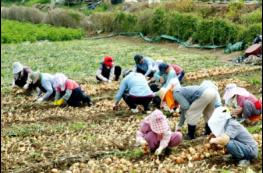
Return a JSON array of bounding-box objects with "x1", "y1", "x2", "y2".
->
[
  {"x1": 113, "y1": 103, "x2": 119, "y2": 110},
  {"x1": 36, "y1": 97, "x2": 44, "y2": 103},
  {"x1": 155, "y1": 147, "x2": 164, "y2": 155},
  {"x1": 54, "y1": 98, "x2": 65, "y2": 106},
  {"x1": 135, "y1": 138, "x2": 147, "y2": 147},
  {"x1": 209, "y1": 138, "x2": 217, "y2": 144},
  {"x1": 23, "y1": 84, "x2": 29, "y2": 90},
  {"x1": 175, "y1": 123, "x2": 182, "y2": 131}
]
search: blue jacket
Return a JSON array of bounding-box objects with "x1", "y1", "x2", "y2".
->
[
  {"x1": 135, "y1": 57, "x2": 155, "y2": 76},
  {"x1": 115, "y1": 72, "x2": 153, "y2": 102}
]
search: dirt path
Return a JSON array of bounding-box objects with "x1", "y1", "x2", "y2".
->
[{"x1": 99, "y1": 35, "x2": 243, "y2": 64}]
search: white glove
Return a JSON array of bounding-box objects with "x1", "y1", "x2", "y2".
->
[
  {"x1": 155, "y1": 147, "x2": 164, "y2": 155},
  {"x1": 36, "y1": 97, "x2": 44, "y2": 103},
  {"x1": 108, "y1": 80, "x2": 112, "y2": 83},
  {"x1": 23, "y1": 84, "x2": 29, "y2": 90},
  {"x1": 209, "y1": 138, "x2": 217, "y2": 144},
  {"x1": 175, "y1": 124, "x2": 182, "y2": 131},
  {"x1": 134, "y1": 138, "x2": 147, "y2": 147},
  {"x1": 169, "y1": 109, "x2": 174, "y2": 113},
  {"x1": 163, "y1": 104, "x2": 170, "y2": 112}
]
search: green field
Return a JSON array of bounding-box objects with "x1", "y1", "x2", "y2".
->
[
  {"x1": 1, "y1": 36, "x2": 225, "y2": 92},
  {"x1": 1, "y1": 20, "x2": 84, "y2": 43}
]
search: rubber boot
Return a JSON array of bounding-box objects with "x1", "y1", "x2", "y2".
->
[
  {"x1": 184, "y1": 124, "x2": 196, "y2": 140},
  {"x1": 204, "y1": 123, "x2": 211, "y2": 135}
]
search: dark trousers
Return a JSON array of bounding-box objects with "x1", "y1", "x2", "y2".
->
[
  {"x1": 66, "y1": 87, "x2": 91, "y2": 107},
  {"x1": 123, "y1": 93, "x2": 153, "y2": 111},
  {"x1": 114, "y1": 66, "x2": 122, "y2": 81},
  {"x1": 96, "y1": 66, "x2": 122, "y2": 81}
]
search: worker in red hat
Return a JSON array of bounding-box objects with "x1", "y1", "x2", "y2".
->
[{"x1": 96, "y1": 56, "x2": 122, "y2": 83}]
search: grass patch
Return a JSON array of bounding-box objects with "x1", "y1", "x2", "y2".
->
[
  {"x1": 247, "y1": 122, "x2": 262, "y2": 134},
  {"x1": 2, "y1": 121, "x2": 88, "y2": 137},
  {"x1": 69, "y1": 121, "x2": 87, "y2": 131},
  {"x1": 1, "y1": 19, "x2": 84, "y2": 43},
  {"x1": 101, "y1": 148, "x2": 144, "y2": 159}
]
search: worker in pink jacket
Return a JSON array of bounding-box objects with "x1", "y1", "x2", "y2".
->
[
  {"x1": 53, "y1": 73, "x2": 92, "y2": 107},
  {"x1": 223, "y1": 83, "x2": 261, "y2": 124},
  {"x1": 135, "y1": 109, "x2": 182, "y2": 155}
]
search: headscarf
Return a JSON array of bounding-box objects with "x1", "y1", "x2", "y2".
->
[
  {"x1": 13, "y1": 62, "x2": 23, "y2": 74},
  {"x1": 147, "y1": 109, "x2": 169, "y2": 134},
  {"x1": 28, "y1": 71, "x2": 40, "y2": 84},
  {"x1": 208, "y1": 106, "x2": 232, "y2": 137},
  {"x1": 53, "y1": 73, "x2": 68, "y2": 91},
  {"x1": 103, "y1": 56, "x2": 113, "y2": 68},
  {"x1": 223, "y1": 83, "x2": 250, "y2": 103},
  {"x1": 158, "y1": 63, "x2": 169, "y2": 74}
]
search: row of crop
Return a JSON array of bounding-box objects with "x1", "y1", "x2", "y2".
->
[{"x1": 1, "y1": 19, "x2": 84, "y2": 43}]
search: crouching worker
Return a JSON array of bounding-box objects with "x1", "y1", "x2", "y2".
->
[
  {"x1": 135, "y1": 109, "x2": 182, "y2": 155},
  {"x1": 96, "y1": 56, "x2": 122, "y2": 83},
  {"x1": 208, "y1": 106, "x2": 258, "y2": 167},
  {"x1": 24, "y1": 71, "x2": 55, "y2": 103},
  {"x1": 223, "y1": 83, "x2": 262, "y2": 124},
  {"x1": 133, "y1": 54, "x2": 155, "y2": 79},
  {"x1": 150, "y1": 63, "x2": 180, "y2": 92},
  {"x1": 113, "y1": 70, "x2": 154, "y2": 113},
  {"x1": 53, "y1": 73, "x2": 91, "y2": 107},
  {"x1": 12, "y1": 62, "x2": 32, "y2": 90}
]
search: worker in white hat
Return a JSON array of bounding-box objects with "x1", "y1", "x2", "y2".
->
[{"x1": 12, "y1": 62, "x2": 32, "y2": 89}]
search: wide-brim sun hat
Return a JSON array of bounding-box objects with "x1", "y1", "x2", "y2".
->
[
  {"x1": 53, "y1": 73, "x2": 68, "y2": 91},
  {"x1": 223, "y1": 83, "x2": 250, "y2": 102},
  {"x1": 13, "y1": 62, "x2": 23, "y2": 74},
  {"x1": 148, "y1": 109, "x2": 169, "y2": 134}
]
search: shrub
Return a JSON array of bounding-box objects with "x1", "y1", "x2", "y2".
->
[
  {"x1": 84, "y1": 12, "x2": 115, "y2": 32},
  {"x1": 240, "y1": 8, "x2": 262, "y2": 26},
  {"x1": 238, "y1": 23, "x2": 262, "y2": 47},
  {"x1": 173, "y1": 0, "x2": 194, "y2": 12},
  {"x1": 43, "y1": 9, "x2": 84, "y2": 28},
  {"x1": 192, "y1": 18, "x2": 238, "y2": 45},
  {"x1": 167, "y1": 12, "x2": 200, "y2": 41},
  {"x1": 162, "y1": 0, "x2": 194, "y2": 12},
  {"x1": 25, "y1": 0, "x2": 50, "y2": 5},
  {"x1": 195, "y1": 4, "x2": 227, "y2": 19},
  {"x1": 136, "y1": 9, "x2": 154, "y2": 35},
  {"x1": 113, "y1": 12, "x2": 137, "y2": 32},
  {"x1": 225, "y1": 1, "x2": 244, "y2": 22},
  {"x1": 149, "y1": 8, "x2": 167, "y2": 35},
  {"x1": 1, "y1": 5, "x2": 45, "y2": 24},
  {"x1": 1, "y1": 19, "x2": 84, "y2": 43}
]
